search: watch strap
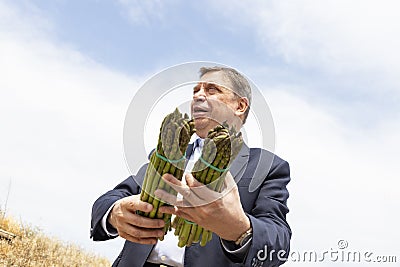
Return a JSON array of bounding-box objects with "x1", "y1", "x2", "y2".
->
[{"x1": 235, "y1": 227, "x2": 253, "y2": 246}]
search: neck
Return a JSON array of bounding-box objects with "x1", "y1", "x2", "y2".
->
[
  {"x1": 195, "y1": 129, "x2": 208, "y2": 139},
  {"x1": 196, "y1": 123, "x2": 242, "y2": 139}
]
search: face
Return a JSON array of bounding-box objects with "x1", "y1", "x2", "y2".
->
[{"x1": 191, "y1": 71, "x2": 245, "y2": 138}]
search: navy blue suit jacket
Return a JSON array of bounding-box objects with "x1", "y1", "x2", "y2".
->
[{"x1": 91, "y1": 144, "x2": 291, "y2": 267}]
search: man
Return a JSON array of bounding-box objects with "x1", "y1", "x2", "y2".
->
[{"x1": 91, "y1": 67, "x2": 291, "y2": 267}]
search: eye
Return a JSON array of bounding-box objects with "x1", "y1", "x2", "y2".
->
[{"x1": 207, "y1": 86, "x2": 219, "y2": 94}]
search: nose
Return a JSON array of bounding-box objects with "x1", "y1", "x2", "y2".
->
[{"x1": 193, "y1": 84, "x2": 206, "y2": 101}]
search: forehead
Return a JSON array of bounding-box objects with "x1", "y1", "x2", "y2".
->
[{"x1": 199, "y1": 71, "x2": 233, "y2": 90}]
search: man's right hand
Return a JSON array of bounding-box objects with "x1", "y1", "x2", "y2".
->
[{"x1": 108, "y1": 194, "x2": 165, "y2": 245}]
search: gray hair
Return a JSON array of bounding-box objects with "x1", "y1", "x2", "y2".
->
[{"x1": 199, "y1": 66, "x2": 252, "y2": 123}]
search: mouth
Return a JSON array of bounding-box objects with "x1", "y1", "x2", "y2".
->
[{"x1": 192, "y1": 106, "x2": 210, "y2": 118}]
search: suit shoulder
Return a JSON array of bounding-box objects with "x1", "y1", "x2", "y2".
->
[{"x1": 248, "y1": 147, "x2": 289, "y2": 172}]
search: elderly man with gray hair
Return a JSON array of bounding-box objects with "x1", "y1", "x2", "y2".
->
[{"x1": 91, "y1": 66, "x2": 291, "y2": 267}]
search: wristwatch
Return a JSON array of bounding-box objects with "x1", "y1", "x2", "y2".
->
[{"x1": 235, "y1": 227, "x2": 253, "y2": 246}]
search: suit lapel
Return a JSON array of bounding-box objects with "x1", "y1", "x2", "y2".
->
[{"x1": 229, "y1": 142, "x2": 250, "y2": 183}]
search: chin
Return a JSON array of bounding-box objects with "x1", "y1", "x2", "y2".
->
[
  {"x1": 194, "y1": 118, "x2": 218, "y2": 135},
  {"x1": 194, "y1": 117, "x2": 208, "y2": 129}
]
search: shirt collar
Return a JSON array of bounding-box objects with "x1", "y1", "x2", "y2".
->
[{"x1": 191, "y1": 133, "x2": 204, "y2": 150}]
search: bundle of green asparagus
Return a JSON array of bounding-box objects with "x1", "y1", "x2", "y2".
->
[
  {"x1": 138, "y1": 108, "x2": 195, "y2": 239},
  {"x1": 172, "y1": 124, "x2": 243, "y2": 247}
]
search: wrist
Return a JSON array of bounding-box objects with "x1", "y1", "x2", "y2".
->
[
  {"x1": 108, "y1": 203, "x2": 118, "y2": 229},
  {"x1": 234, "y1": 213, "x2": 251, "y2": 244},
  {"x1": 238, "y1": 212, "x2": 251, "y2": 237},
  {"x1": 225, "y1": 212, "x2": 251, "y2": 242}
]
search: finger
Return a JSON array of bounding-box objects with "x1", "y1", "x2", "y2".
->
[
  {"x1": 154, "y1": 189, "x2": 190, "y2": 207},
  {"x1": 118, "y1": 230, "x2": 158, "y2": 245},
  {"x1": 162, "y1": 176, "x2": 217, "y2": 206},
  {"x1": 190, "y1": 183, "x2": 221, "y2": 202},
  {"x1": 163, "y1": 173, "x2": 183, "y2": 186},
  {"x1": 158, "y1": 205, "x2": 177, "y2": 215},
  {"x1": 219, "y1": 171, "x2": 236, "y2": 192},
  {"x1": 118, "y1": 207, "x2": 164, "y2": 228},
  {"x1": 124, "y1": 197, "x2": 153, "y2": 213},
  {"x1": 122, "y1": 223, "x2": 165, "y2": 239},
  {"x1": 159, "y1": 205, "x2": 195, "y2": 222},
  {"x1": 154, "y1": 189, "x2": 179, "y2": 206},
  {"x1": 185, "y1": 173, "x2": 204, "y2": 187},
  {"x1": 186, "y1": 175, "x2": 221, "y2": 201},
  {"x1": 130, "y1": 213, "x2": 165, "y2": 229},
  {"x1": 224, "y1": 171, "x2": 236, "y2": 187},
  {"x1": 161, "y1": 176, "x2": 200, "y2": 205}
]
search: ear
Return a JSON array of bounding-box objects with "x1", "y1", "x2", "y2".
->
[{"x1": 234, "y1": 97, "x2": 249, "y2": 118}]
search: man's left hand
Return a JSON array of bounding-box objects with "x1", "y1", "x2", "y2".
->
[{"x1": 155, "y1": 172, "x2": 250, "y2": 242}]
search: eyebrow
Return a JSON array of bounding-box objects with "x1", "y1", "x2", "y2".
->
[{"x1": 193, "y1": 82, "x2": 228, "y2": 91}]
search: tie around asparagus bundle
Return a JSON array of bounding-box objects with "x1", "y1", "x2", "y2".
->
[
  {"x1": 172, "y1": 124, "x2": 243, "y2": 247},
  {"x1": 138, "y1": 108, "x2": 195, "y2": 240}
]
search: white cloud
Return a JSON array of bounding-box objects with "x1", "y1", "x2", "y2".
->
[
  {"x1": 263, "y1": 87, "x2": 400, "y2": 266},
  {"x1": 210, "y1": 0, "x2": 400, "y2": 94},
  {"x1": 0, "y1": 1, "x2": 142, "y2": 261},
  {"x1": 0, "y1": 0, "x2": 53, "y2": 40},
  {"x1": 117, "y1": 0, "x2": 175, "y2": 25}
]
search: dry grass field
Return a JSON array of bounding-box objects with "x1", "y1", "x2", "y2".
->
[{"x1": 0, "y1": 211, "x2": 110, "y2": 267}]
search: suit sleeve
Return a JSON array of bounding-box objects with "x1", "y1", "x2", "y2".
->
[
  {"x1": 223, "y1": 157, "x2": 291, "y2": 266},
  {"x1": 90, "y1": 164, "x2": 147, "y2": 241}
]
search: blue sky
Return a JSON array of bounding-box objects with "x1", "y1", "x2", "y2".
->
[
  {"x1": 13, "y1": 0, "x2": 400, "y2": 120},
  {"x1": 28, "y1": 1, "x2": 262, "y2": 74},
  {"x1": 1, "y1": 0, "x2": 400, "y2": 265}
]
